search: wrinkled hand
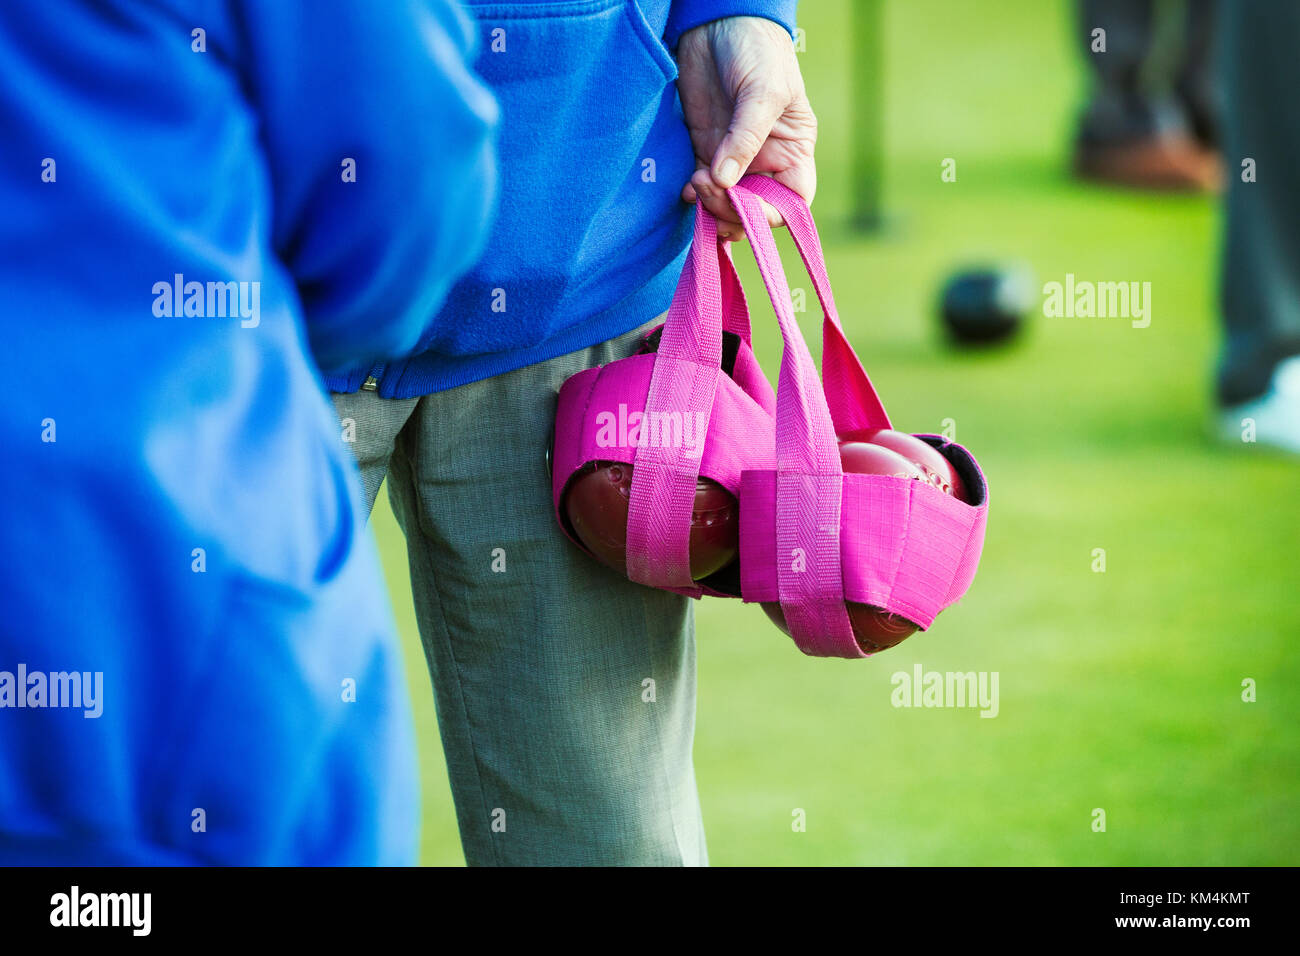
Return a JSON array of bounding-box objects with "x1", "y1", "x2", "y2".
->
[{"x1": 676, "y1": 16, "x2": 817, "y2": 239}]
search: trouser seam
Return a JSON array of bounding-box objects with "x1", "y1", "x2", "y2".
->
[
  {"x1": 394, "y1": 398, "x2": 506, "y2": 867},
  {"x1": 637, "y1": 587, "x2": 694, "y2": 865}
]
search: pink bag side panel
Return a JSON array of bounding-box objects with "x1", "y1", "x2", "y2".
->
[
  {"x1": 836, "y1": 474, "x2": 913, "y2": 612},
  {"x1": 698, "y1": 372, "x2": 776, "y2": 491},
  {"x1": 742, "y1": 470, "x2": 988, "y2": 630},
  {"x1": 551, "y1": 355, "x2": 655, "y2": 514},
  {"x1": 853, "y1": 480, "x2": 976, "y2": 629},
  {"x1": 552, "y1": 367, "x2": 602, "y2": 521},
  {"x1": 729, "y1": 337, "x2": 777, "y2": 416}
]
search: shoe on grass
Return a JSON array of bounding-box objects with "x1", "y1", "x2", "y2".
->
[
  {"x1": 1217, "y1": 355, "x2": 1300, "y2": 455},
  {"x1": 1075, "y1": 133, "x2": 1222, "y2": 192}
]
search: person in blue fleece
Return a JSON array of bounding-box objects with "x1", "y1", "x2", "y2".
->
[
  {"x1": 328, "y1": 1, "x2": 815, "y2": 865},
  {"x1": 0, "y1": 0, "x2": 496, "y2": 864}
]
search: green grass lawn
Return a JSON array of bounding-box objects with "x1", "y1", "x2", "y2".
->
[{"x1": 371, "y1": 0, "x2": 1300, "y2": 865}]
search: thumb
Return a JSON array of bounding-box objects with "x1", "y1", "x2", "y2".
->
[{"x1": 711, "y1": 87, "x2": 784, "y2": 189}]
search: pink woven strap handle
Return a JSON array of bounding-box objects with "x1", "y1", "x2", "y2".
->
[
  {"x1": 738, "y1": 175, "x2": 890, "y2": 434},
  {"x1": 726, "y1": 181, "x2": 862, "y2": 657},
  {"x1": 624, "y1": 204, "x2": 752, "y2": 588},
  {"x1": 718, "y1": 235, "x2": 752, "y2": 343}
]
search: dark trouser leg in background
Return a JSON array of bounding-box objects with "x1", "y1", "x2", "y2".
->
[
  {"x1": 1175, "y1": 0, "x2": 1220, "y2": 148},
  {"x1": 1216, "y1": 0, "x2": 1300, "y2": 407},
  {"x1": 1075, "y1": 0, "x2": 1220, "y2": 190},
  {"x1": 1077, "y1": 0, "x2": 1157, "y2": 145}
]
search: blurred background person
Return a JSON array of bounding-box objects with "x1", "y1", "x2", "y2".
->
[
  {"x1": 1215, "y1": 0, "x2": 1300, "y2": 452},
  {"x1": 0, "y1": 0, "x2": 496, "y2": 864},
  {"x1": 1074, "y1": 0, "x2": 1220, "y2": 190}
]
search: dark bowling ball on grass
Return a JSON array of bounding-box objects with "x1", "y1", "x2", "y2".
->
[
  {"x1": 565, "y1": 462, "x2": 738, "y2": 580},
  {"x1": 761, "y1": 436, "x2": 970, "y2": 654},
  {"x1": 939, "y1": 267, "x2": 1035, "y2": 345}
]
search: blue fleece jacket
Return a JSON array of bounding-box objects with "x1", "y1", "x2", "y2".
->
[
  {"x1": 325, "y1": 0, "x2": 797, "y2": 397},
  {"x1": 0, "y1": 0, "x2": 496, "y2": 864}
]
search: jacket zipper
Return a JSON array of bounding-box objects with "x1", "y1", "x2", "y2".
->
[{"x1": 361, "y1": 362, "x2": 385, "y2": 391}]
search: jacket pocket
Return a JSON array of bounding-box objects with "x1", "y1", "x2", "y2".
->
[{"x1": 461, "y1": 0, "x2": 677, "y2": 84}]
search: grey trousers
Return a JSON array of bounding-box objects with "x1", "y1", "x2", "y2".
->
[
  {"x1": 332, "y1": 320, "x2": 707, "y2": 866},
  {"x1": 1216, "y1": 0, "x2": 1300, "y2": 405}
]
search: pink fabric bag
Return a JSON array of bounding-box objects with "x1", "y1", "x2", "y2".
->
[
  {"x1": 551, "y1": 176, "x2": 989, "y2": 655},
  {"x1": 727, "y1": 176, "x2": 988, "y2": 658},
  {"x1": 550, "y1": 198, "x2": 776, "y2": 599}
]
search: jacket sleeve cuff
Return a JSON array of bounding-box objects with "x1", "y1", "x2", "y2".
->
[{"x1": 664, "y1": 1, "x2": 798, "y2": 50}]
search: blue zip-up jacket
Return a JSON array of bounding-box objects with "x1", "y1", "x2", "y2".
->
[
  {"x1": 0, "y1": 0, "x2": 496, "y2": 864},
  {"x1": 325, "y1": 0, "x2": 797, "y2": 397}
]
